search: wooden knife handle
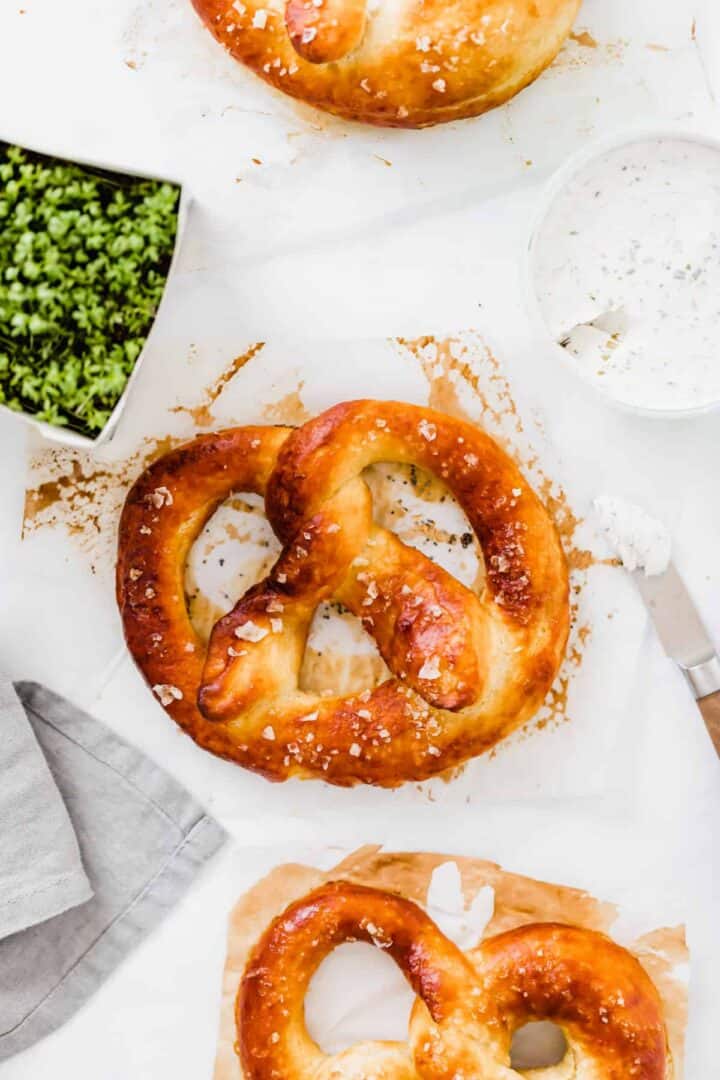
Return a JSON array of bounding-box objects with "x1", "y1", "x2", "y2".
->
[{"x1": 699, "y1": 691, "x2": 720, "y2": 756}]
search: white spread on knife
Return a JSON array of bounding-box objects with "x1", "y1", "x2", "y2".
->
[
  {"x1": 534, "y1": 137, "x2": 720, "y2": 412},
  {"x1": 593, "y1": 495, "x2": 671, "y2": 577}
]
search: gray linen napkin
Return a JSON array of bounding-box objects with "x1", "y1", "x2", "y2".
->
[
  {"x1": 0, "y1": 678, "x2": 226, "y2": 1062},
  {"x1": 0, "y1": 677, "x2": 92, "y2": 940}
]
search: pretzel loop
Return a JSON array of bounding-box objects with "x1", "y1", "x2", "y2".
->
[
  {"x1": 190, "y1": 0, "x2": 583, "y2": 129},
  {"x1": 117, "y1": 400, "x2": 569, "y2": 786},
  {"x1": 285, "y1": 0, "x2": 367, "y2": 63},
  {"x1": 238, "y1": 882, "x2": 485, "y2": 1080},
  {"x1": 238, "y1": 882, "x2": 672, "y2": 1080}
]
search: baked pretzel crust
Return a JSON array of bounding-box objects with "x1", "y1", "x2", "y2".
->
[
  {"x1": 117, "y1": 400, "x2": 569, "y2": 786},
  {"x1": 238, "y1": 881, "x2": 672, "y2": 1078},
  {"x1": 189, "y1": 0, "x2": 581, "y2": 128}
]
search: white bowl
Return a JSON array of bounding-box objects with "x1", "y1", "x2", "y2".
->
[
  {"x1": 0, "y1": 137, "x2": 190, "y2": 449},
  {"x1": 524, "y1": 126, "x2": 720, "y2": 420}
]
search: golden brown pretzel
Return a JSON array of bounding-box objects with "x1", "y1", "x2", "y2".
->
[
  {"x1": 237, "y1": 881, "x2": 672, "y2": 1078},
  {"x1": 189, "y1": 0, "x2": 581, "y2": 128},
  {"x1": 117, "y1": 400, "x2": 568, "y2": 786}
]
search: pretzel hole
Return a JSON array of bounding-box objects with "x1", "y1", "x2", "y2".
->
[
  {"x1": 364, "y1": 464, "x2": 485, "y2": 593},
  {"x1": 305, "y1": 942, "x2": 414, "y2": 1052},
  {"x1": 185, "y1": 493, "x2": 279, "y2": 643},
  {"x1": 184, "y1": 494, "x2": 387, "y2": 695},
  {"x1": 300, "y1": 601, "x2": 390, "y2": 696},
  {"x1": 510, "y1": 1022, "x2": 568, "y2": 1071},
  {"x1": 184, "y1": 466, "x2": 484, "y2": 695}
]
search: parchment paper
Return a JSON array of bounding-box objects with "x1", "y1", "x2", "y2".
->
[
  {"x1": 16, "y1": 333, "x2": 645, "y2": 815},
  {"x1": 213, "y1": 846, "x2": 688, "y2": 1079}
]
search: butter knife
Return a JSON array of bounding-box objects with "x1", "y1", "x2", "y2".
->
[{"x1": 635, "y1": 563, "x2": 720, "y2": 756}]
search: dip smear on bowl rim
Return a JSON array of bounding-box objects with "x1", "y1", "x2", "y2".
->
[{"x1": 526, "y1": 128, "x2": 720, "y2": 419}]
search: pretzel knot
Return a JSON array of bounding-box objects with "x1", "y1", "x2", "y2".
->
[
  {"x1": 117, "y1": 400, "x2": 569, "y2": 786},
  {"x1": 238, "y1": 882, "x2": 671, "y2": 1078}
]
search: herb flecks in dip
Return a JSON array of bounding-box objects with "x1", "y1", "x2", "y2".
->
[
  {"x1": 0, "y1": 144, "x2": 179, "y2": 437},
  {"x1": 533, "y1": 137, "x2": 720, "y2": 413}
]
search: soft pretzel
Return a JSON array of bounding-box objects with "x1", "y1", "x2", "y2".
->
[
  {"x1": 117, "y1": 400, "x2": 569, "y2": 786},
  {"x1": 189, "y1": 0, "x2": 581, "y2": 128},
  {"x1": 237, "y1": 881, "x2": 672, "y2": 1078}
]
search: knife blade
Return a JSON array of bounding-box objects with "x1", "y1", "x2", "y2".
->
[
  {"x1": 634, "y1": 563, "x2": 716, "y2": 669},
  {"x1": 634, "y1": 562, "x2": 720, "y2": 756}
]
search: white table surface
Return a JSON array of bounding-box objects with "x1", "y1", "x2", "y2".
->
[{"x1": 1, "y1": 1, "x2": 719, "y2": 1077}]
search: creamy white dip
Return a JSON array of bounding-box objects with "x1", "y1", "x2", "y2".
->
[
  {"x1": 533, "y1": 137, "x2": 720, "y2": 412},
  {"x1": 593, "y1": 495, "x2": 671, "y2": 577}
]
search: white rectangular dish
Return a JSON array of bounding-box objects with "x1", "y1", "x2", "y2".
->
[{"x1": 0, "y1": 136, "x2": 190, "y2": 449}]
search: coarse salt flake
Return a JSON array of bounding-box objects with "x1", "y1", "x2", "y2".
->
[
  {"x1": 149, "y1": 486, "x2": 173, "y2": 508},
  {"x1": 234, "y1": 620, "x2": 269, "y2": 642},
  {"x1": 419, "y1": 419, "x2": 437, "y2": 441},
  {"x1": 252, "y1": 8, "x2": 268, "y2": 27},
  {"x1": 152, "y1": 684, "x2": 183, "y2": 706},
  {"x1": 262, "y1": 725, "x2": 276, "y2": 740},
  {"x1": 419, "y1": 656, "x2": 442, "y2": 680}
]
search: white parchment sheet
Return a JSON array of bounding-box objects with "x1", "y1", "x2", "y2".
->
[
  {"x1": 8, "y1": 333, "x2": 646, "y2": 818},
  {"x1": 0, "y1": 0, "x2": 715, "y2": 829}
]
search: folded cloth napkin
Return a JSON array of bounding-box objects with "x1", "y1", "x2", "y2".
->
[
  {"x1": 0, "y1": 678, "x2": 226, "y2": 1062},
  {"x1": 0, "y1": 677, "x2": 92, "y2": 940}
]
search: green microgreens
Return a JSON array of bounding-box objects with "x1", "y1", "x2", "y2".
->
[{"x1": 0, "y1": 143, "x2": 179, "y2": 437}]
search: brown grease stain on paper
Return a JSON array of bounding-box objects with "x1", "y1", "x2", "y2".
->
[
  {"x1": 172, "y1": 342, "x2": 266, "y2": 426},
  {"x1": 262, "y1": 384, "x2": 310, "y2": 426},
  {"x1": 398, "y1": 334, "x2": 523, "y2": 437},
  {"x1": 23, "y1": 435, "x2": 179, "y2": 561},
  {"x1": 552, "y1": 31, "x2": 626, "y2": 74},
  {"x1": 22, "y1": 343, "x2": 269, "y2": 555},
  {"x1": 569, "y1": 29, "x2": 598, "y2": 48}
]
